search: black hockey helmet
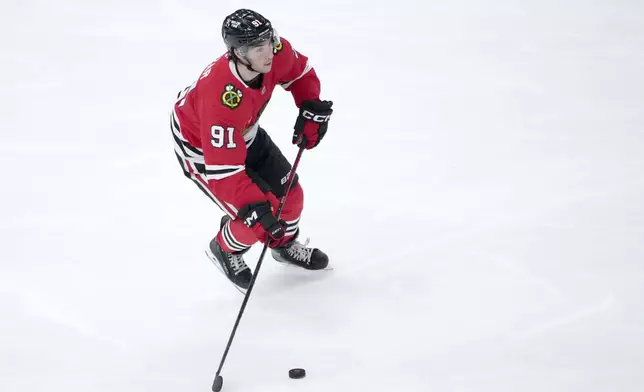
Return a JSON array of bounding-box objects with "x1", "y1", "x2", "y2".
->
[{"x1": 222, "y1": 9, "x2": 276, "y2": 53}]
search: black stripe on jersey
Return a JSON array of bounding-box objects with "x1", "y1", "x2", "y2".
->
[
  {"x1": 193, "y1": 162, "x2": 205, "y2": 173},
  {"x1": 172, "y1": 127, "x2": 189, "y2": 157},
  {"x1": 172, "y1": 116, "x2": 203, "y2": 156},
  {"x1": 172, "y1": 113, "x2": 181, "y2": 131},
  {"x1": 182, "y1": 140, "x2": 203, "y2": 157},
  {"x1": 284, "y1": 218, "x2": 300, "y2": 228},
  {"x1": 223, "y1": 223, "x2": 248, "y2": 252},
  {"x1": 205, "y1": 167, "x2": 241, "y2": 176},
  {"x1": 174, "y1": 152, "x2": 190, "y2": 178}
]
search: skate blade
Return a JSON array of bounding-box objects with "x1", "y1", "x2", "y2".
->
[
  {"x1": 204, "y1": 248, "x2": 248, "y2": 295},
  {"x1": 275, "y1": 258, "x2": 334, "y2": 271}
]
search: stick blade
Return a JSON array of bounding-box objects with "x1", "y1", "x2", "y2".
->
[{"x1": 212, "y1": 375, "x2": 223, "y2": 392}]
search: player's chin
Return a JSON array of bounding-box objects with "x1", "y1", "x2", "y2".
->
[{"x1": 260, "y1": 62, "x2": 273, "y2": 73}]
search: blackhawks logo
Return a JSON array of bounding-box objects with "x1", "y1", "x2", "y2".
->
[{"x1": 221, "y1": 84, "x2": 243, "y2": 109}]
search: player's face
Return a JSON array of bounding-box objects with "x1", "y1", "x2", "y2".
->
[{"x1": 245, "y1": 40, "x2": 274, "y2": 73}]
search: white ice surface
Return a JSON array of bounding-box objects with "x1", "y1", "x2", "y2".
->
[{"x1": 1, "y1": 1, "x2": 644, "y2": 391}]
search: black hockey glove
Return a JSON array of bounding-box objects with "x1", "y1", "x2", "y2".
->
[
  {"x1": 293, "y1": 99, "x2": 333, "y2": 149},
  {"x1": 238, "y1": 201, "x2": 285, "y2": 242}
]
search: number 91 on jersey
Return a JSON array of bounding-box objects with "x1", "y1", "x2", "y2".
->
[{"x1": 211, "y1": 126, "x2": 237, "y2": 149}]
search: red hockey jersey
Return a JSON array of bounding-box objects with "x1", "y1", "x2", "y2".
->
[{"x1": 172, "y1": 37, "x2": 320, "y2": 214}]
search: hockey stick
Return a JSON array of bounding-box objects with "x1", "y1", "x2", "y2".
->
[{"x1": 212, "y1": 144, "x2": 306, "y2": 392}]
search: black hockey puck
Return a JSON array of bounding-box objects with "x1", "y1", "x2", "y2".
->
[{"x1": 289, "y1": 368, "x2": 306, "y2": 379}]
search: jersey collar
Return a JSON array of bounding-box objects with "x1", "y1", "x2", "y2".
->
[{"x1": 228, "y1": 60, "x2": 249, "y2": 88}]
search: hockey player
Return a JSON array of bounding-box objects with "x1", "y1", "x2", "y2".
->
[{"x1": 170, "y1": 9, "x2": 333, "y2": 292}]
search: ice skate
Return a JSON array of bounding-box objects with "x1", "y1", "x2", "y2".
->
[
  {"x1": 271, "y1": 231, "x2": 330, "y2": 270},
  {"x1": 205, "y1": 216, "x2": 252, "y2": 293}
]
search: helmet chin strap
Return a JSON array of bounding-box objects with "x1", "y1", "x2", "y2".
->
[{"x1": 233, "y1": 49, "x2": 261, "y2": 76}]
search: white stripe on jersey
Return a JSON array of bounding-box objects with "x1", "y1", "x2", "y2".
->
[
  {"x1": 171, "y1": 110, "x2": 204, "y2": 163},
  {"x1": 204, "y1": 164, "x2": 245, "y2": 181},
  {"x1": 281, "y1": 61, "x2": 312, "y2": 89},
  {"x1": 190, "y1": 171, "x2": 237, "y2": 217},
  {"x1": 284, "y1": 216, "x2": 300, "y2": 236},
  {"x1": 244, "y1": 122, "x2": 259, "y2": 147},
  {"x1": 222, "y1": 221, "x2": 250, "y2": 252},
  {"x1": 284, "y1": 217, "x2": 300, "y2": 226},
  {"x1": 225, "y1": 202, "x2": 239, "y2": 215}
]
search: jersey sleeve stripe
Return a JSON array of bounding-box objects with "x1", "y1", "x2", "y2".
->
[
  {"x1": 171, "y1": 111, "x2": 204, "y2": 160},
  {"x1": 172, "y1": 131, "x2": 204, "y2": 161},
  {"x1": 205, "y1": 164, "x2": 245, "y2": 171},
  {"x1": 204, "y1": 166, "x2": 245, "y2": 181},
  {"x1": 281, "y1": 61, "x2": 312, "y2": 89}
]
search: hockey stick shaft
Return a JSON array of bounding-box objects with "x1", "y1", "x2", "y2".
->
[{"x1": 212, "y1": 145, "x2": 305, "y2": 391}]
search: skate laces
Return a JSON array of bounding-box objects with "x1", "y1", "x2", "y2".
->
[
  {"x1": 229, "y1": 254, "x2": 249, "y2": 274},
  {"x1": 286, "y1": 238, "x2": 313, "y2": 263}
]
